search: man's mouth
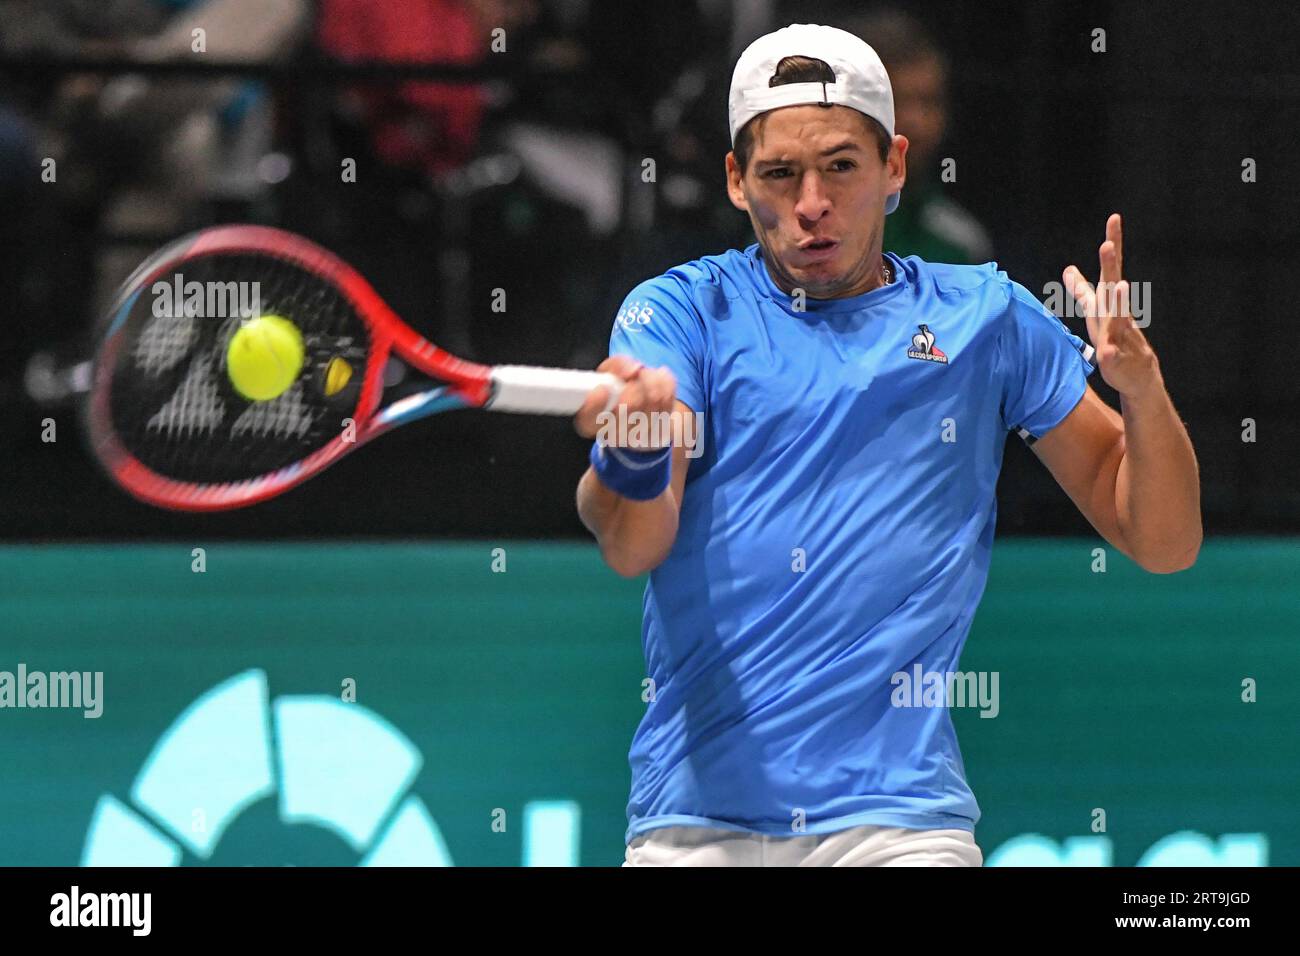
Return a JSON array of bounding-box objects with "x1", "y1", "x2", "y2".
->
[{"x1": 796, "y1": 238, "x2": 839, "y2": 261}]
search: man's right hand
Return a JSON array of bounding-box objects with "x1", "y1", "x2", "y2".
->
[{"x1": 573, "y1": 355, "x2": 678, "y2": 443}]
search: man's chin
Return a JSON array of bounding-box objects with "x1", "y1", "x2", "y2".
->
[
  {"x1": 788, "y1": 263, "x2": 847, "y2": 297},
  {"x1": 762, "y1": 244, "x2": 857, "y2": 297}
]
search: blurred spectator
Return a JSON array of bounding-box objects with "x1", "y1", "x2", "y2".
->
[
  {"x1": 0, "y1": 101, "x2": 41, "y2": 392},
  {"x1": 1, "y1": 0, "x2": 310, "y2": 323},
  {"x1": 839, "y1": 8, "x2": 993, "y2": 264},
  {"x1": 316, "y1": 0, "x2": 540, "y2": 180},
  {"x1": 0, "y1": 103, "x2": 36, "y2": 212},
  {"x1": 311, "y1": 1, "x2": 541, "y2": 361}
]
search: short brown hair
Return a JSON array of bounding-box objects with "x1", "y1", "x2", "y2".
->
[{"x1": 732, "y1": 55, "x2": 892, "y2": 172}]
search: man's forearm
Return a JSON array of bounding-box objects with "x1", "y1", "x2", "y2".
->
[
  {"x1": 576, "y1": 467, "x2": 679, "y2": 578},
  {"x1": 1114, "y1": 375, "x2": 1202, "y2": 573}
]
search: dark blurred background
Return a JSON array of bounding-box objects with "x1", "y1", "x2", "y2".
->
[{"x1": 1, "y1": 0, "x2": 1296, "y2": 540}]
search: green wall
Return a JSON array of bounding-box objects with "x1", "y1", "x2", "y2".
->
[{"x1": 0, "y1": 540, "x2": 1294, "y2": 865}]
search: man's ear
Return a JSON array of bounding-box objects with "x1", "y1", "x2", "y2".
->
[
  {"x1": 725, "y1": 152, "x2": 749, "y2": 212},
  {"x1": 887, "y1": 134, "x2": 909, "y2": 198}
]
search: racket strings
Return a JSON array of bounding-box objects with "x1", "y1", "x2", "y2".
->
[
  {"x1": 230, "y1": 382, "x2": 315, "y2": 440},
  {"x1": 109, "y1": 251, "x2": 372, "y2": 484},
  {"x1": 146, "y1": 354, "x2": 226, "y2": 437},
  {"x1": 134, "y1": 310, "x2": 200, "y2": 376}
]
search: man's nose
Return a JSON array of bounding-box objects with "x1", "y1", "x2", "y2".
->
[{"x1": 794, "y1": 172, "x2": 831, "y2": 223}]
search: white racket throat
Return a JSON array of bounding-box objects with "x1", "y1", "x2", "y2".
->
[{"x1": 487, "y1": 365, "x2": 623, "y2": 415}]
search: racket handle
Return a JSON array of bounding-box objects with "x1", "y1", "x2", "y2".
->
[{"x1": 488, "y1": 365, "x2": 624, "y2": 416}]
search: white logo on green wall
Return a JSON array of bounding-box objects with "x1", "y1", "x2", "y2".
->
[{"x1": 80, "y1": 669, "x2": 580, "y2": 866}]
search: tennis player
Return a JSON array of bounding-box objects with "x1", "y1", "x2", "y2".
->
[{"x1": 574, "y1": 23, "x2": 1201, "y2": 867}]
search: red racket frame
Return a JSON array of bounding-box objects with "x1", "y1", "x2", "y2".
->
[{"x1": 88, "y1": 225, "x2": 497, "y2": 511}]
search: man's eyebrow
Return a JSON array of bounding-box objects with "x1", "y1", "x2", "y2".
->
[
  {"x1": 754, "y1": 141, "x2": 862, "y2": 166},
  {"x1": 819, "y1": 140, "x2": 862, "y2": 157}
]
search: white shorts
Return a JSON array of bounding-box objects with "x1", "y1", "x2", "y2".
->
[{"x1": 624, "y1": 824, "x2": 982, "y2": 867}]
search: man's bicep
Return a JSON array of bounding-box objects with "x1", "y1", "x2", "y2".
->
[{"x1": 1031, "y1": 385, "x2": 1132, "y2": 557}]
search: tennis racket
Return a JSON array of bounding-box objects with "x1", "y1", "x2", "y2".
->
[{"x1": 87, "y1": 225, "x2": 622, "y2": 511}]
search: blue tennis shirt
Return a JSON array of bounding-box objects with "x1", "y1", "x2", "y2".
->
[{"x1": 609, "y1": 244, "x2": 1096, "y2": 843}]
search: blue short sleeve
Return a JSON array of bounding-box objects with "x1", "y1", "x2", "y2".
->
[
  {"x1": 608, "y1": 277, "x2": 708, "y2": 415},
  {"x1": 997, "y1": 281, "x2": 1097, "y2": 440}
]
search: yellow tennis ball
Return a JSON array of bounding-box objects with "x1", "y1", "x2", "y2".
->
[{"x1": 226, "y1": 314, "x2": 305, "y2": 401}]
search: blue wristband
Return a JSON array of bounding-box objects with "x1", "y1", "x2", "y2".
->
[{"x1": 589, "y1": 441, "x2": 672, "y2": 501}]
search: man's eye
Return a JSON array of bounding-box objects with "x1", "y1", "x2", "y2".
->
[
  {"x1": 830, "y1": 159, "x2": 856, "y2": 172},
  {"x1": 762, "y1": 168, "x2": 792, "y2": 179}
]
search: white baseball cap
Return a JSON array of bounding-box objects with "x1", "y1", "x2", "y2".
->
[{"x1": 728, "y1": 23, "x2": 900, "y2": 214}]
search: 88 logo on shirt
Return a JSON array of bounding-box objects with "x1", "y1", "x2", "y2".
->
[{"x1": 616, "y1": 301, "x2": 654, "y2": 332}]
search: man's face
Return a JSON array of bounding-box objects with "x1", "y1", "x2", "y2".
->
[
  {"x1": 726, "y1": 105, "x2": 907, "y2": 299},
  {"x1": 890, "y1": 55, "x2": 947, "y2": 172}
]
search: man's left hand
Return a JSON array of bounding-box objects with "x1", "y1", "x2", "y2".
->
[{"x1": 1063, "y1": 213, "x2": 1161, "y2": 399}]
